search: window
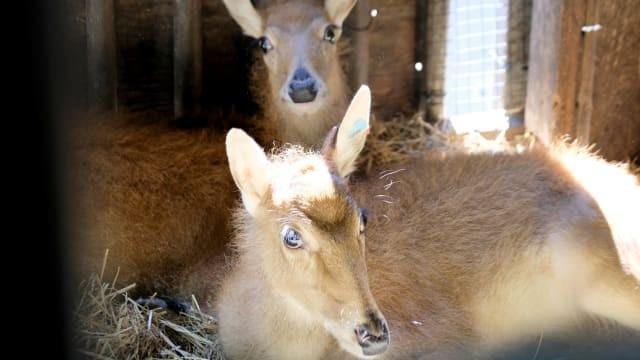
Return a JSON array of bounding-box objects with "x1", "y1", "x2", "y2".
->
[{"x1": 443, "y1": 0, "x2": 509, "y2": 133}]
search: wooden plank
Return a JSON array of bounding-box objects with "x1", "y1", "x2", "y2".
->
[
  {"x1": 503, "y1": 0, "x2": 532, "y2": 118},
  {"x1": 114, "y1": 0, "x2": 174, "y2": 119},
  {"x1": 525, "y1": 0, "x2": 587, "y2": 145},
  {"x1": 574, "y1": 0, "x2": 598, "y2": 145},
  {"x1": 415, "y1": 0, "x2": 427, "y2": 114},
  {"x1": 586, "y1": 0, "x2": 640, "y2": 161},
  {"x1": 349, "y1": 0, "x2": 371, "y2": 90},
  {"x1": 526, "y1": 0, "x2": 640, "y2": 162},
  {"x1": 421, "y1": 0, "x2": 449, "y2": 122},
  {"x1": 174, "y1": 0, "x2": 203, "y2": 121},
  {"x1": 368, "y1": 0, "x2": 417, "y2": 118},
  {"x1": 201, "y1": 0, "x2": 255, "y2": 118},
  {"x1": 86, "y1": 0, "x2": 117, "y2": 113}
]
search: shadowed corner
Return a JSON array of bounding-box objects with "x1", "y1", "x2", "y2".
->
[{"x1": 490, "y1": 328, "x2": 640, "y2": 360}]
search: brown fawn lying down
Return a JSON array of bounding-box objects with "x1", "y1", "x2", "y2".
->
[
  {"x1": 71, "y1": 119, "x2": 235, "y2": 295},
  {"x1": 221, "y1": 0, "x2": 357, "y2": 147},
  {"x1": 218, "y1": 86, "x2": 640, "y2": 359}
]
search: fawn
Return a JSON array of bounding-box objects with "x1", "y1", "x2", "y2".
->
[
  {"x1": 218, "y1": 86, "x2": 640, "y2": 359},
  {"x1": 71, "y1": 118, "x2": 235, "y2": 295},
  {"x1": 222, "y1": 0, "x2": 357, "y2": 147}
]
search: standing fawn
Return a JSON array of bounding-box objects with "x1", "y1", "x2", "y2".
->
[
  {"x1": 218, "y1": 86, "x2": 640, "y2": 359},
  {"x1": 222, "y1": 0, "x2": 357, "y2": 147}
]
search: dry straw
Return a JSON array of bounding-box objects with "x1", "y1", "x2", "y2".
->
[
  {"x1": 360, "y1": 111, "x2": 536, "y2": 173},
  {"x1": 73, "y1": 251, "x2": 223, "y2": 359}
]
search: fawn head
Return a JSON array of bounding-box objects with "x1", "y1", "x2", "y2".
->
[
  {"x1": 226, "y1": 86, "x2": 389, "y2": 358},
  {"x1": 222, "y1": 0, "x2": 356, "y2": 115}
]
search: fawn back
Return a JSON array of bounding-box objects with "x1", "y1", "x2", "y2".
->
[
  {"x1": 71, "y1": 118, "x2": 235, "y2": 295},
  {"x1": 217, "y1": 87, "x2": 640, "y2": 359}
]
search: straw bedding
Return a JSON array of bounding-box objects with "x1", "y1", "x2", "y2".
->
[{"x1": 74, "y1": 252, "x2": 223, "y2": 359}]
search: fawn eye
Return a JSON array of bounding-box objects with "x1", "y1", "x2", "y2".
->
[
  {"x1": 257, "y1": 36, "x2": 273, "y2": 53},
  {"x1": 359, "y1": 208, "x2": 369, "y2": 233},
  {"x1": 281, "y1": 226, "x2": 303, "y2": 249},
  {"x1": 323, "y1": 25, "x2": 338, "y2": 43}
]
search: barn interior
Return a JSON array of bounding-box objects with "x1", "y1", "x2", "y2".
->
[
  {"x1": 65, "y1": 0, "x2": 639, "y2": 164},
  {"x1": 49, "y1": 0, "x2": 640, "y2": 358}
]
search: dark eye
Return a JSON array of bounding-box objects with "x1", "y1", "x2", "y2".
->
[
  {"x1": 323, "y1": 25, "x2": 338, "y2": 43},
  {"x1": 257, "y1": 36, "x2": 273, "y2": 53},
  {"x1": 281, "y1": 226, "x2": 303, "y2": 249},
  {"x1": 359, "y1": 208, "x2": 369, "y2": 233}
]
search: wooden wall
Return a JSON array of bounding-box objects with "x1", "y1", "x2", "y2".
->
[
  {"x1": 365, "y1": 0, "x2": 418, "y2": 118},
  {"x1": 201, "y1": 0, "x2": 255, "y2": 118},
  {"x1": 75, "y1": 0, "x2": 256, "y2": 122},
  {"x1": 526, "y1": 0, "x2": 640, "y2": 162},
  {"x1": 74, "y1": 0, "x2": 421, "y2": 124},
  {"x1": 114, "y1": 0, "x2": 174, "y2": 116},
  {"x1": 585, "y1": 1, "x2": 640, "y2": 162}
]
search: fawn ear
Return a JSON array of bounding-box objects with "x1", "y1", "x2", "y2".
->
[
  {"x1": 226, "y1": 129, "x2": 270, "y2": 215},
  {"x1": 221, "y1": 0, "x2": 263, "y2": 38},
  {"x1": 324, "y1": 85, "x2": 370, "y2": 177},
  {"x1": 325, "y1": 0, "x2": 358, "y2": 26}
]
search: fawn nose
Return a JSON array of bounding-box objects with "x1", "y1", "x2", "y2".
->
[
  {"x1": 354, "y1": 314, "x2": 390, "y2": 356},
  {"x1": 288, "y1": 67, "x2": 318, "y2": 103}
]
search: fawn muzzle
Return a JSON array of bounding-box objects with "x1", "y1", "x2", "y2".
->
[
  {"x1": 354, "y1": 312, "x2": 390, "y2": 356},
  {"x1": 288, "y1": 67, "x2": 318, "y2": 103}
]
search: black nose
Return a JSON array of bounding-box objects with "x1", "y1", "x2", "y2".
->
[
  {"x1": 288, "y1": 68, "x2": 317, "y2": 103},
  {"x1": 354, "y1": 316, "x2": 390, "y2": 356}
]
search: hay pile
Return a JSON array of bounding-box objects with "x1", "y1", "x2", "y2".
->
[
  {"x1": 359, "y1": 112, "x2": 446, "y2": 172},
  {"x1": 73, "y1": 254, "x2": 223, "y2": 359},
  {"x1": 360, "y1": 111, "x2": 537, "y2": 173}
]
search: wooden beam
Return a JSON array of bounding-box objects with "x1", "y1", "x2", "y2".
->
[
  {"x1": 582, "y1": 0, "x2": 640, "y2": 161},
  {"x1": 349, "y1": 0, "x2": 370, "y2": 89},
  {"x1": 421, "y1": 0, "x2": 449, "y2": 122},
  {"x1": 86, "y1": 0, "x2": 117, "y2": 113},
  {"x1": 574, "y1": 0, "x2": 598, "y2": 145},
  {"x1": 525, "y1": 0, "x2": 587, "y2": 145},
  {"x1": 415, "y1": 0, "x2": 428, "y2": 114},
  {"x1": 174, "y1": 0, "x2": 203, "y2": 121}
]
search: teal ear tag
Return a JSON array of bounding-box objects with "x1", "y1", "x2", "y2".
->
[{"x1": 349, "y1": 118, "x2": 368, "y2": 138}]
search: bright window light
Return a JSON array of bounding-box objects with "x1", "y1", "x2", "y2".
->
[{"x1": 443, "y1": 0, "x2": 509, "y2": 134}]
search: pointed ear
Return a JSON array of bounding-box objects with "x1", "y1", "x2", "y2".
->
[
  {"x1": 226, "y1": 129, "x2": 270, "y2": 215},
  {"x1": 325, "y1": 0, "x2": 358, "y2": 26},
  {"x1": 330, "y1": 85, "x2": 371, "y2": 177},
  {"x1": 222, "y1": 0, "x2": 264, "y2": 38}
]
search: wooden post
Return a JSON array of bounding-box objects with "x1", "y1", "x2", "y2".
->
[
  {"x1": 86, "y1": 0, "x2": 117, "y2": 113},
  {"x1": 525, "y1": 0, "x2": 587, "y2": 145},
  {"x1": 174, "y1": 0, "x2": 203, "y2": 121},
  {"x1": 415, "y1": 0, "x2": 427, "y2": 115},
  {"x1": 574, "y1": 0, "x2": 598, "y2": 145},
  {"x1": 421, "y1": 0, "x2": 449, "y2": 123},
  {"x1": 349, "y1": 0, "x2": 370, "y2": 89}
]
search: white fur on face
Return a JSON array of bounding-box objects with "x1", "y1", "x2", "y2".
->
[{"x1": 271, "y1": 155, "x2": 335, "y2": 206}]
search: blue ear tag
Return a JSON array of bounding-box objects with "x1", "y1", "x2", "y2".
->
[{"x1": 349, "y1": 118, "x2": 369, "y2": 138}]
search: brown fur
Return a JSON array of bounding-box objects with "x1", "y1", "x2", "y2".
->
[
  {"x1": 71, "y1": 117, "x2": 235, "y2": 295},
  {"x1": 217, "y1": 136, "x2": 640, "y2": 359}
]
